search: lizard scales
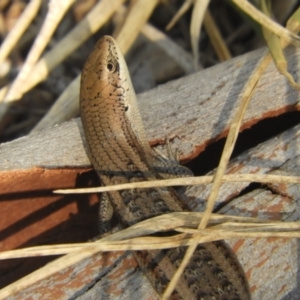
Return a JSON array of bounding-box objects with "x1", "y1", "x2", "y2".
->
[{"x1": 80, "y1": 35, "x2": 251, "y2": 300}]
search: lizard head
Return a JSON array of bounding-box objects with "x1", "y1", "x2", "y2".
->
[{"x1": 80, "y1": 36, "x2": 153, "y2": 167}]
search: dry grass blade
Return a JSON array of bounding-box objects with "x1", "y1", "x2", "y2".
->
[
  {"x1": 264, "y1": 31, "x2": 300, "y2": 89},
  {"x1": 201, "y1": 48, "x2": 291, "y2": 228},
  {"x1": 1, "y1": 0, "x2": 75, "y2": 108},
  {"x1": 0, "y1": 236, "x2": 200, "y2": 260},
  {"x1": 3, "y1": 227, "x2": 300, "y2": 259},
  {"x1": 163, "y1": 2, "x2": 300, "y2": 297},
  {"x1": 286, "y1": 6, "x2": 300, "y2": 34},
  {"x1": 114, "y1": 0, "x2": 159, "y2": 54},
  {"x1": 232, "y1": 0, "x2": 300, "y2": 47},
  {"x1": 3, "y1": 226, "x2": 300, "y2": 260},
  {"x1": 0, "y1": 0, "x2": 125, "y2": 120},
  {"x1": 165, "y1": 0, "x2": 193, "y2": 31},
  {"x1": 0, "y1": 243, "x2": 106, "y2": 299},
  {"x1": 262, "y1": 4, "x2": 300, "y2": 90},
  {"x1": 0, "y1": 243, "x2": 91, "y2": 259},
  {"x1": 0, "y1": 212, "x2": 241, "y2": 259},
  {"x1": 190, "y1": 0, "x2": 210, "y2": 69},
  {"x1": 165, "y1": 4, "x2": 300, "y2": 292},
  {"x1": 1, "y1": 211, "x2": 300, "y2": 299},
  {"x1": 54, "y1": 174, "x2": 300, "y2": 194},
  {"x1": 25, "y1": 0, "x2": 124, "y2": 92},
  {"x1": 141, "y1": 23, "x2": 195, "y2": 74},
  {"x1": 164, "y1": 49, "x2": 272, "y2": 300},
  {"x1": 0, "y1": 0, "x2": 41, "y2": 64},
  {"x1": 0, "y1": 211, "x2": 202, "y2": 298},
  {"x1": 5, "y1": 0, "x2": 125, "y2": 132},
  {"x1": 203, "y1": 9, "x2": 231, "y2": 61},
  {"x1": 31, "y1": 75, "x2": 80, "y2": 132}
]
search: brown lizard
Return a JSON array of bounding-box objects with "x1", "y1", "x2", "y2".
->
[{"x1": 80, "y1": 35, "x2": 251, "y2": 300}]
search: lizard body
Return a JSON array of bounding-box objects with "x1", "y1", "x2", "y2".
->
[{"x1": 80, "y1": 35, "x2": 251, "y2": 300}]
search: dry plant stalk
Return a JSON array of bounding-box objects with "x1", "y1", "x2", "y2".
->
[
  {"x1": 190, "y1": 0, "x2": 210, "y2": 68},
  {"x1": 54, "y1": 173, "x2": 300, "y2": 194},
  {"x1": 162, "y1": 3, "x2": 300, "y2": 299},
  {"x1": 232, "y1": 0, "x2": 300, "y2": 46},
  {"x1": 0, "y1": 0, "x2": 126, "y2": 120},
  {"x1": 1, "y1": 211, "x2": 300, "y2": 299},
  {"x1": 0, "y1": 0, "x2": 41, "y2": 64}
]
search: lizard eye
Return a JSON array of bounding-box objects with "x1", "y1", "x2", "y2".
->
[{"x1": 106, "y1": 60, "x2": 117, "y2": 73}]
